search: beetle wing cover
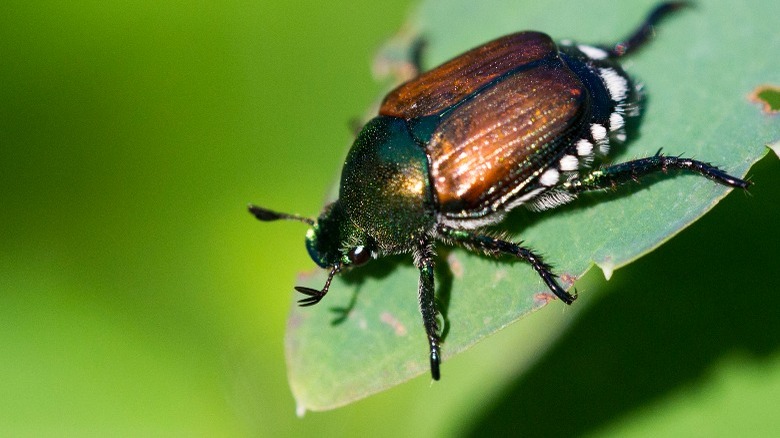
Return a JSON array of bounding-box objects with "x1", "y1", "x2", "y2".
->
[
  {"x1": 380, "y1": 32, "x2": 557, "y2": 119},
  {"x1": 429, "y1": 61, "x2": 587, "y2": 215}
]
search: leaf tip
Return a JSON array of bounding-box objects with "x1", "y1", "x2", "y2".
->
[
  {"x1": 295, "y1": 400, "x2": 307, "y2": 418},
  {"x1": 768, "y1": 140, "x2": 780, "y2": 159},
  {"x1": 597, "y1": 259, "x2": 616, "y2": 280}
]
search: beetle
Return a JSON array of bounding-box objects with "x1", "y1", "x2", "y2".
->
[{"x1": 249, "y1": 2, "x2": 749, "y2": 381}]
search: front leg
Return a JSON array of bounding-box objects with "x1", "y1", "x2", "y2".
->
[{"x1": 414, "y1": 238, "x2": 441, "y2": 380}]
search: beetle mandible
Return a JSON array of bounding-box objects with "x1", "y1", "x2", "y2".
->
[{"x1": 249, "y1": 2, "x2": 749, "y2": 380}]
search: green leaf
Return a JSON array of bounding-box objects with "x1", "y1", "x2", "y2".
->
[{"x1": 286, "y1": 0, "x2": 779, "y2": 412}]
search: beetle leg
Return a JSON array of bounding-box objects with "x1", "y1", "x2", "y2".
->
[
  {"x1": 601, "y1": 2, "x2": 691, "y2": 58},
  {"x1": 413, "y1": 239, "x2": 441, "y2": 380},
  {"x1": 436, "y1": 225, "x2": 576, "y2": 305},
  {"x1": 348, "y1": 118, "x2": 364, "y2": 137},
  {"x1": 409, "y1": 38, "x2": 426, "y2": 76},
  {"x1": 563, "y1": 152, "x2": 751, "y2": 194}
]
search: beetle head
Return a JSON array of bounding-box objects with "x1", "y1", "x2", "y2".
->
[
  {"x1": 305, "y1": 201, "x2": 374, "y2": 269},
  {"x1": 248, "y1": 202, "x2": 374, "y2": 306}
]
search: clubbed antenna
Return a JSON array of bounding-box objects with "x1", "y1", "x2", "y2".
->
[
  {"x1": 248, "y1": 204, "x2": 314, "y2": 226},
  {"x1": 295, "y1": 264, "x2": 340, "y2": 307}
]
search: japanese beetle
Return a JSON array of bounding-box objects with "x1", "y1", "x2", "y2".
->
[{"x1": 249, "y1": 2, "x2": 749, "y2": 381}]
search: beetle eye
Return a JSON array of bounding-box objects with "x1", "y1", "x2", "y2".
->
[{"x1": 347, "y1": 246, "x2": 371, "y2": 266}]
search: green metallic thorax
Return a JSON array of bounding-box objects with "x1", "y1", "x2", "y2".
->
[
  {"x1": 340, "y1": 116, "x2": 436, "y2": 251},
  {"x1": 306, "y1": 116, "x2": 436, "y2": 267}
]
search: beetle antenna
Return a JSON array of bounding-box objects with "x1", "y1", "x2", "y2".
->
[
  {"x1": 295, "y1": 264, "x2": 340, "y2": 307},
  {"x1": 248, "y1": 204, "x2": 315, "y2": 226}
]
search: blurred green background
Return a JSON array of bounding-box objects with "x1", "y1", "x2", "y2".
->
[{"x1": 1, "y1": 0, "x2": 778, "y2": 436}]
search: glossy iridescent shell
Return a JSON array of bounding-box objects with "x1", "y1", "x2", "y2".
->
[{"x1": 379, "y1": 31, "x2": 632, "y2": 220}]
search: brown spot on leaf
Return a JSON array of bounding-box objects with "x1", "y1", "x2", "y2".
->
[
  {"x1": 492, "y1": 269, "x2": 508, "y2": 283},
  {"x1": 446, "y1": 252, "x2": 464, "y2": 278},
  {"x1": 296, "y1": 268, "x2": 321, "y2": 282},
  {"x1": 286, "y1": 312, "x2": 306, "y2": 331},
  {"x1": 380, "y1": 312, "x2": 407, "y2": 336},
  {"x1": 533, "y1": 292, "x2": 556, "y2": 306},
  {"x1": 559, "y1": 273, "x2": 578, "y2": 287}
]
